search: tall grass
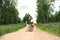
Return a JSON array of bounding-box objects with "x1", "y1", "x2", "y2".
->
[
  {"x1": 36, "y1": 23, "x2": 60, "y2": 36},
  {"x1": 0, "y1": 23, "x2": 26, "y2": 36}
]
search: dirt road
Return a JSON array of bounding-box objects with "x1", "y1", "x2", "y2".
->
[{"x1": 0, "y1": 27, "x2": 60, "y2": 40}]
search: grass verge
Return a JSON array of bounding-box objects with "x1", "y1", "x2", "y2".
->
[
  {"x1": 0, "y1": 23, "x2": 26, "y2": 36},
  {"x1": 36, "y1": 22, "x2": 60, "y2": 37}
]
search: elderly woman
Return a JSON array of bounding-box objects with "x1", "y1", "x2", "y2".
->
[{"x1": 26, "y1": 16, "x2": 34, "y2": 32}]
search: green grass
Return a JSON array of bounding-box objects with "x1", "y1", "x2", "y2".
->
[
  {"x1": 36, "y1": 22, "x2": 60, "y2": 37},
  {"x1": 0, "y1": 23, "x2": 26, "y2": 36}
]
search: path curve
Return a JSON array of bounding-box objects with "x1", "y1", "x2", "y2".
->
[{"x1": 0, "y1": 26, "x2": 60, "y2": 40}]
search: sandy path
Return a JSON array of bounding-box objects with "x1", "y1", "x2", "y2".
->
[{"x1": 0, "y1": 26, "x2": 60, "y2": 40}]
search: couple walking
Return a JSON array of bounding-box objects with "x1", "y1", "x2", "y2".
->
[{"x1": 26, "y1": 16, "x2": 34, "y2": 32}]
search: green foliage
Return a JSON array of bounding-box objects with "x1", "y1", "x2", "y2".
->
[
  {"x1": 36, "y1": 22, "x2": 60, "y2": 36},
  {"x1": 51, "y1": 0, "x2": 55, "y2": 2},
  {"x1": 36, "y1": 0, "x2": 49, "y2": 23},
  {"x1": 36, "y1": 0, "x2": 60, "y2": 23},
  {"x1": 23, "y1": 13, "x2": 30, "y2": 22},
  {"x1": 55, "y1": 11, "x2": 60, "y2": 22},
  {"x1": 48, "y1": 11, "x2": 60, "y2": 22},
  {"x1": 0, "y1": 0, "x2": 21, "y2": 24},
  {"x1": 0, "y1": 23, "x2": 26, "y2": 36}
]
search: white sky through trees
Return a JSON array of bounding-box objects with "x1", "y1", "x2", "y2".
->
[
  {"x1": 16, "y1": 0, "x2": 60, "y2": 23},
  {"x1": 16, "y1": 0, "x2": 37, "y2": 23}
]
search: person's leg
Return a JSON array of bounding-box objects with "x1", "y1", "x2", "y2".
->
[
  {"x1": 26, "y1": 24, "x2": 29, "y2": 31},
  {"x1": 30, "y1": 23, "x2": 34, "y2": 31},
  {"x1": 28, "y1": 24, "x2": 31, "y2": 31},
  {"x1": 30, "y1": 26, "x2": 34, "y2": 32},
  {"x1": 26, "y1": 24, "x2": 30, "y2": 31}
]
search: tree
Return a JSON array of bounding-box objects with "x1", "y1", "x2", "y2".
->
[
  {"x1": 0, "y1": 0, "x2": 20, "y2": 24},
  {"x1": 36, "y1": 0, "x2": 55, "y2": 24},
  {"x1": 36, "y1": 0, "x2": 49, "y2": 23},
  {"x1": 55, "y1": 11, "x2": 60, "y2": 22},
  {"x1": 23, "y1": 13, "x2": 30, "y2": 22}
]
